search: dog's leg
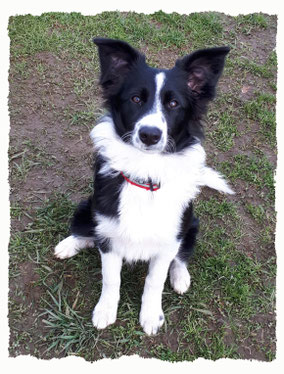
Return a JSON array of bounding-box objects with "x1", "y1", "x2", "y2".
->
[
  {"x1": 139, "y1": 254, "x2": 174, "y2": 335},
  {"x1": 170, "y1": 215, "x2": 198, "y2": 294},
  {"x1": 169, "y1": 257, "x2": 191, "y2": 294},
  {"x1": 92, "y1": 251, "x2": 123, "y2": 329},
  {"x1": 54, "y1": 235, "x2": 94, "y2": 259}
]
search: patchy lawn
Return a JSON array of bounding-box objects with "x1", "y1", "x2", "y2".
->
[{"x1": 8, "y1": 11, "x2": 277, "y2": 361}]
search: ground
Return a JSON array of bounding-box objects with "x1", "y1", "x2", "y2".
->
[{"x1": 8, "y1": 11, "x2": 277, "y2": 361}]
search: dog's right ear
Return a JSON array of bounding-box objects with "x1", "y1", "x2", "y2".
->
[
  {"x1": 175, "y1": 46, "x2": 230, "y2": 101},
  {"x1": 93, "y1": 38, "x2": 144, "y2": 96}
]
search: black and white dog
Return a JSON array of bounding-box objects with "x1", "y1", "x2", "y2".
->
[{"x1": 55, "y1": 38, "x2": 234, "y2": 335}]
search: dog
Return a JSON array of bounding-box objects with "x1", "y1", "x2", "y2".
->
[{"x1": 55, "y1": 38, "x2": 234, "y2": 335}]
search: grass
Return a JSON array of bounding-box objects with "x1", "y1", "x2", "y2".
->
[
  {"x1": 235, "y1": 13, "x2": 269, "y2": 34},
  {"x1": 40, "y1": 289, "x2": 100, "y2": 355},
  {"x1": 8, "y1": 11, "x2": 229, "y2": 60},
  {"x1": 207, "y1": 110, "x2": 239, "y2": 152},
  {"x1": 244, "y1": 92, "x2": 277, "y2": 145},
  {"x1": 8, "y1": 11, "x2": 276, "y2": 361},
  {"x1": 220, "y1": 153, "x2": 275, "y2": 201}
]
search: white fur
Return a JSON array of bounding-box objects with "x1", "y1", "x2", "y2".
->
[
  {"x1": 55, "y1": 116, "x2": 234, "y2": 335},
  {"x1": 89, "y1": 117, "x2": 234, "y2": 334},
  {"x1": 169, "y1": 257, "x2": 191, "y2": 294},
  {"x1": 92, "y1": 118, "x2": 205, "y2": 263},
  {"x1": 132, "y1": 72, "x2": 167, "y2": 152},
  {"x1": 90, "y1": 116, "x2": 234, "y2": 199},
  {"x1": 199, "y1": 166, "x2": 235, "y2": 194},
  {"x1": 91, "y1": 116, "x2": 205, "y2": 185},
  {"x1": 54, "y1": 235, "x2": 94, "y2": 259},
  {"x1": 92, "y1": 251, "x2": 122, "y2": 329},
  {"x1": 139, "y1": 254, "x2": 173, "y2": 335},
  {"x1": 95, "y1": 213, "x2": 179, "y2": 263}
]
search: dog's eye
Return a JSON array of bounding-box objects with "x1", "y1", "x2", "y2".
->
[
  {"x1": 169, "y1": 100, "x2": 178, "y2": 109},
  {"x1": 132, "y1": 96, "x2": 141, "y2": 104}
]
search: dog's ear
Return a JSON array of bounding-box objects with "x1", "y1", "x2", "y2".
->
[
  {"x1": 176, "y1": 47, "x2": 230, "y2": 99},
  {"x1": 93, "y1": 38, "x2": 144, "y2": 96}
]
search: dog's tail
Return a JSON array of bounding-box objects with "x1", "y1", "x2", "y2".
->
[{"x1": 70, "y1": 196, "x2": 96, "y2": 237}]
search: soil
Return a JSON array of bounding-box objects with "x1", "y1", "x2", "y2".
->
[{"x1": 8, "y1": 14, "x2": 277, "y2": 361}]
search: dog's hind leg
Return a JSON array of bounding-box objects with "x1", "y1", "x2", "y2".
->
[
  {"x1": 54, "y1": 235, "x2": 94, "y2": 259},
  {"x1": 55, "y1": 196, "x2": 95, "y2": 259},
  {"x1": 169, "y1": 257, "x2": 191, "y2": 295},
  {"x1": 170, "y1": 216, "x2": 199, "y2": 294}
]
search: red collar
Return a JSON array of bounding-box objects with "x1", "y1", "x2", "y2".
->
[{"x1": 120, "y1": 172, "x2": 160, "y2": 191}]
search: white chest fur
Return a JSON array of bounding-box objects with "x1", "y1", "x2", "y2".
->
[
  {"x1": 91, "y1": 117, "x2": 234, "y2": 262},
  {"x1": 95, "y1": 169, "x2": 200, "y2": 262}
]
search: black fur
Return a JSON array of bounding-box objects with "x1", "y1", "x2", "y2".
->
[
  {"x1": 71, "y1": 196, "x2": 95, "y2": 238},
  {"x1": 92, "y1": 154, "x2": 124, "y2": 218},
  {"x1": 54, "y1": 38, "x2": 232, "y2": 335},
  {"x1": 93, "y1": 38, "x2": 229, "y2": 152},
  {"x1": 70, "y1": 38, "x2": 229, "y2": 264},
  {"x1": 176, "y1": 202, "x2": 199, "y2": 262},
  {"x1": 70, "y1": 153, "x2": 124, "y2": 252}
]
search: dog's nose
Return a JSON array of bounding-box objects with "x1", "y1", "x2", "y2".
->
[{"x1": 139, "y1": 126, "x2": 162, "y2": 146}]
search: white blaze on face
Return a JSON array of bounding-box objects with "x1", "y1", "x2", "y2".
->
[
  {"x1": 152, "y1": 72, "x2": 166, "y2": 118},
  {"x1": 133, "y1": 72, "x2": 167, "y2": 152}
]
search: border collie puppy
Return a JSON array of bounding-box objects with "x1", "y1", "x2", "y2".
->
[{"x1": 55, "y1": 38, "x2": 233, "y2": 335}]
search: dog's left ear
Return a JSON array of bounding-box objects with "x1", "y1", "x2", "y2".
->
[{"x1": 176, "y1": 46, "x2": 230, "y2": 99}]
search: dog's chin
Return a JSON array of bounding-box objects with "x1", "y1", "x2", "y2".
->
[{"x1": 132, "y1": 139, "x2": 166, "y2": 154}]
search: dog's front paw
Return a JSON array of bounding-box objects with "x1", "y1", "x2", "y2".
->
[
  {"x1": 92, "y1": 302, "x2": 117, "y2": 330},
  {"x1": 139, "y1": 306, "x2": 165, "y2": 335}
]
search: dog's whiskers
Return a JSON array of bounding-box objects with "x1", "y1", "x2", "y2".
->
[
  {"x1": 121, "y1": 131, "x2": 133, "y2": 144},
  {"x1": 165, "y1": 136, "x2": 176, "y2": 154}
]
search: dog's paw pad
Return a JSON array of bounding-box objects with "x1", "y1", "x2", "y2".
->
[{"x1": 92, "y1": 304, "x2": 117, "y2": 330}]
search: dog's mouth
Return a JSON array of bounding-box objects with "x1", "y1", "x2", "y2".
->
[
  {"x1": 133, "y1": 137, "x2": 167, "y2": 153},
  {"x1": 121, "y1": 129, "x2": 175, "y2": 154},
  {"x1": 131, "y1": 125, "x2": 167, "y2": 153}
]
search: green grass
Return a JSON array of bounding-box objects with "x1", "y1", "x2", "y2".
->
[
  {"x1": 235, "y1": 13, "x2": 269, "y2": 34},
  {"x1": 208, "y1": 110, "x2": 239, "y2": 151},
  {"x1": 40, "y1": 289, "x2": 100, "y2": 356},
  {"x1": 8, "y1": 191, "x2": 276, "y2": 360},
  {"x1": 8, "y1": 11, "x2": 276, "y2": 361},
  {"x1": 244, "y1": 92, "x2": 276, "y2": 145},
  {"x1": 9, "y1": 143, "x2": 57, "y2": 183},
  {"x1": 220, "y1": 154, "x2": 275, "y2": 202},
  {"x1": 245, "y1": 203, "x2": 266, "y2": 223},
  {"x1": 226, "y1": 55, "x2": 276, "y2": 82},
  {"x1": 8, "y1": 11, "x2": 226, "y2": 60},
  {"x1": 192, "y1": 198, "x2": 271, "y2": 317}
]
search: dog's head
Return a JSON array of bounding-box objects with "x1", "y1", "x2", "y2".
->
[{"x1": 93, "y1": 38, "x2": 229, "y2": 153}]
